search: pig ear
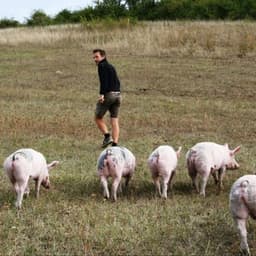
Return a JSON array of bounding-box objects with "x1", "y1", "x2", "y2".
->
[
  {"x1": 232, "y1": 146, "x2": 241, "y2": 155},
  {"x1": 47, "y1": 160, "x2": 59, "y2": 170},
  {"x1": 176, "y1": 146, "x2": 182, "y2": 158}
]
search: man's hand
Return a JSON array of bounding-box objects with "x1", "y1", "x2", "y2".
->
[{"x1": 98, "y1": 95, "x2": 104, "y2": 103}]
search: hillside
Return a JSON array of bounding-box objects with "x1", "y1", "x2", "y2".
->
[{"x1": 0, "y1": 21, "x2": 255, "y2": 255}]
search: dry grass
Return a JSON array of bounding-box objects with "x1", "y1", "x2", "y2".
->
[
  {"x1": 0, "y1": 21, "x2": 256, "y2": 255},
  {"x1": 1, "y1": 21, "x2": 256, "y2": 58}
]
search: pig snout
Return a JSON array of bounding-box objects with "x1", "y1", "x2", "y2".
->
[
  {"x1": 227, "y1": 160, "x2": 240, "y2": 170},
  {"x1": 43, "y1": 183, "x2": 50, "y2": 189},
  {"x1": 41, "y1": 177, "x2": 50, "y2": 189}
]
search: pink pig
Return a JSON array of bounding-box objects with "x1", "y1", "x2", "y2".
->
[
  {"x1": 186, "y1": 142, "x2": 240, "y2": 197},
  {"x1": 97, "y1": 146, "x2": 136, "y2": 201},
  {"x1": 148, "y1": 145, "x2": 182, "y2": 199},
  {"x1": 230, "y1": 174, "x2": 256, "y2": 256},
  {"x1": 3, "y1": 148, "x2": 59, "y2": 209}
]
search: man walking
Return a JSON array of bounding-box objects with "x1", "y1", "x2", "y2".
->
[{"x1": 93, "y1": 49, "x2": 121, "y2": 148}]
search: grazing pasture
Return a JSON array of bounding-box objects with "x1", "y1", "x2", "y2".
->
[{"x1": 0, "y1": 21, "x2": 256, "y2": 255}]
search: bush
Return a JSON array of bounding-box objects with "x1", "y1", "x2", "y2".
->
[
  {"x1": 26, "y1": 10, "x2": 52, "y2": 26},
  {"x1": 80, "y1": 17, "x2": 138, "y2": 31},
  {"x1": 53, "y1": 9, "x2": 73, "y2": 24},
  {"x1": 0, "y1": 18, "x2": 19, "y2": 29}
]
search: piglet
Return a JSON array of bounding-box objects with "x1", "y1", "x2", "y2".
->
[
  {"x1": 230, "y1": 174, "x2": 256, "y2": 256},
  {"x1": 3, "y1": 148, "x2": 59, "y2": 209},
  {"x1": 148, "y1": 145, "x2": 182, "y2": 199},
  {"x1": 97, "y1": 146, "x2": 136, "y2": 201},
  {"x1": 186, "y1": 142, "x2": 240, "y2": 197}
]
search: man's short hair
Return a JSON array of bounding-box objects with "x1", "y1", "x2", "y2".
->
[{"x1": 93, "y1": 49, "x2": 106, "y2": 57}]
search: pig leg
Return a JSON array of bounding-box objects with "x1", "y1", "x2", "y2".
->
[
  {"x1": 211, "y1": 171, "x2": 218, "y2": 185},
  {"x1": 152, "y1": 174, "x2": 161, "y2": 197},
  {"x1": 34, "y1": 178, "x2": 42, "y2": 198},
  {"x1": 161, "y1": 180, "x2": 168, "y2": 199},
  {"x1": 168, "y1": 171, "x2": 176, "y2": 192},
  {"x1": 117, "y1": 182, "x2": 123, "y2": 194},
  {"x1": 194, "y1": 176, "x2": 200, "y2": 194},
  {"x1": 112, "y1": 176, "x2": 121, "y2": 201},
  {"x1": 14, "y1": 179, "x2": 29, "y2": 209},
  {"x1": 162, "y1": 173, "x2": 171, "y2": 199},
  {"x1": 162, "y1": 180, "x2": 168, "y2": 199},
  {"x1": 235, "y1": 218, "x2": 250, "y2": 255},
  {"x1": 199, "y1": 172, "x2": 210, "y2": 197},
  {"x1": 217, "y1": 168, "x2": 226, "y2": 192},
  {"x1": 119, "y1": 174, "x2": 131, "y2": 194},
  {"x1": 100, "y1": 176, "x2": 110, "y2": 199},
  {"x1": 124, "y1": 174, "x2": 131, "y2": 188},
  {"x1": 188, "y1": 168, "x2": 199, "y2": 193},
  {"x1": 14, "y1": 183, "x2": 22, "y2": 208},
  {"x1": 24, "y1": 185, "x2": 30, "y2": 197}
]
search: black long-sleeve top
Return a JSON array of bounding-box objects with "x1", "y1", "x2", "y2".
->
[{"x1": 98, "y1": 58, "x2": 120, "y2": 95}]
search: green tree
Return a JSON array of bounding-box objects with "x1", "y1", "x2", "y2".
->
[
  {"x1": 70, "y1": 7, "x2": 96, "y2": 22},
  {"x1": 228, "y1": 0, "x2": 256, "y2": 19},
  {"x1": 0, "y1": 18, "x2": 19, "y2": 28},
  {"x1": 93, "y1": 0, "x2": 128, "y2": 18},
  {"x1": 53, "y1": 9, "x2": 72, "y2": 24},
  {"x1": 26, "y1": 10, "x2": 52, "y2": 26},
  {"x1": 157, "y1": 0, "x2": 194, "y2": 20},
  {"x1": 131, "y1": 0, "x2": 158, "y2": 20}
]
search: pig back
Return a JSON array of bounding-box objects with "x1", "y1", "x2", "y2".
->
[
  {"x1": 230, "y1": 175, "x2": 256, "y2": 219},
  {"x1": 97, "y1": 146, "x2": 136, "y2": 176},
  {"x1": 149, "y1": 145, "x2": 178, "y2": 170},
  {"x1": 190, "y1": 142, "x2": 229, "y2": 170},
  {"x1": 17, "y1": 149, "x2": 48, "y2": 176}
]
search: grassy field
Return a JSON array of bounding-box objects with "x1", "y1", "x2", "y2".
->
[{"x1": 0, "y1": 21, "x2": 256, "y2": 256}]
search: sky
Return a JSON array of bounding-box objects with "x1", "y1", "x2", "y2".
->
[{"x1": 0, "y1": 0, "x2": 94, "y2": 23}]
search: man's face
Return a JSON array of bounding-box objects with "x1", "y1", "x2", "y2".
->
[{"x1": 93, "y1": 52, "x2": 105, "y2": 65}]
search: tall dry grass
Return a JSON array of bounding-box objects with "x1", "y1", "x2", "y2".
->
[{"x1": 1, "y1": 21, "x2": 256, "y2": 58}]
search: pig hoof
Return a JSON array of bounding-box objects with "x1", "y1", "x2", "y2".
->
[{"x1": 15, "y1": 202, "x2": 21, "y2": 209}]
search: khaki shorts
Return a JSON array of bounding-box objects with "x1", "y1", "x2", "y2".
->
[{"x1": 95, "y1": 92, "x2": 121, "y2": 118}]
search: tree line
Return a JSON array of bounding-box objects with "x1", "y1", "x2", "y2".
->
[{"x1": 1, "y1": 0, "x2": 256, "y2": 28}]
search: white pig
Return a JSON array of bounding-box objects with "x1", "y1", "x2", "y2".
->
[
  {"x1": 230, "y1": 174, "x2": 256, "y2": 256},
  {"x1": 3, "y1": 148, "x2": 59, "y2": 209},
  {"x1": 97, "y1": 146, "x2": 136, "y2": 201},
  {"x1": 148, "y1": 145, "x2": 182, "y2": 199},
  {"x1": 186, "y1": 142, "x2": 240, "y2": 197}
]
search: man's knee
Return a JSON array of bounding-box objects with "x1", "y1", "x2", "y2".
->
[
  {"x1": 111, "y1": 118, "x2": 119, "y2": 128},
  {"x1": 95, "y1": 116, "x2": 104, "y2": 125}
]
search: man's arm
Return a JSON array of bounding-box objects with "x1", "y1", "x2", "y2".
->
[{"x1": 98, "y1": 64, "x2": 109, "y2": 95}]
